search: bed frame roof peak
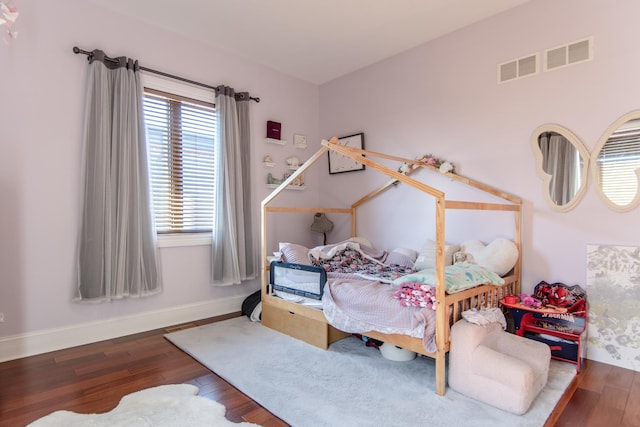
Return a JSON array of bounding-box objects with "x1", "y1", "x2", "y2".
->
[{"x1": 261, "y1": 137, "x2": 522, "y2": 210}]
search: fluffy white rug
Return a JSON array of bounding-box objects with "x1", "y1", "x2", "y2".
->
[
  {"x1": 166, "y1": 317, "x2": 576, "y2": 427},
  {"x1": 27, "y1": 384, "x2": 260, "y2": 427}
]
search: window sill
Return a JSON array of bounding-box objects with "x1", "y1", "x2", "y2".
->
[{"x1": 157, "y1": 233, "x2": 212, "y2": 248}]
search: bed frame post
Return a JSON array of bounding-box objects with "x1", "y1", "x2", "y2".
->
[
  {"x1": 514, "y1": 208, "x2": 522, "y2": 295},
  {"x1": 434, "y1": 196, "x2": 447, "y2": 396},
  {"x1": 350, "y1": 207, "x2": 357, "y2": 237},
  {"x1": 260, "y1": 201, "x2": 267, "y2": 299}
]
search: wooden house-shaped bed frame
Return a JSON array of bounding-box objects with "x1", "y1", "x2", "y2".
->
[{"x1": 260, "y1": 137, "x2": 522, "y2": 395}]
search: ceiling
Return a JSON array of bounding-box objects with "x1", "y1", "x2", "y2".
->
[{"x1": 89, "y1": 0, "x2": 529, "y2": 85}]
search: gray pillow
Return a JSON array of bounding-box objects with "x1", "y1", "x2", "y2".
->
[
  {"x1": 386, "y1": 248, "x2": 417, "y2": 268},
  {"x1": 278, "y1": 242, "x2": 311, "y2": 265}
]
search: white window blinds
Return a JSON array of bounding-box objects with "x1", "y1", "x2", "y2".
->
[
  {"x1": 596, "y1": 120, "x2": 640, "y2": 206},
  {"x1": 144, "y1": 88, "x2": 216, "y2": 234}
]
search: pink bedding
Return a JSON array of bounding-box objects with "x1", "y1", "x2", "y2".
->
[{"x1": 322, "y1": 276, "x2": 437, "y2": 353}]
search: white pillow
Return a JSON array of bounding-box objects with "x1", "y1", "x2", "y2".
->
[
  {"x1": 413, "y1": 239, "x2": 460, "y2": 271},
  {"x1": 459, "y1": 238, "x2": 518, "y2": 276},
  {"x1": 390, "y1": 247, "x2": 418, "y2": 261}
]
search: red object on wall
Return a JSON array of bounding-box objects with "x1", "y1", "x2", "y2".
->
[{"x1": 267, "y1": 121, "x2": 281, "y2": 139}]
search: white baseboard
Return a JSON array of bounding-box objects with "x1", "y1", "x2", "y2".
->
[{"x1": 0, "y1": 296, "x2": 245, "y2": 363}]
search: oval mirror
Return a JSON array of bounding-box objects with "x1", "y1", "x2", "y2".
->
[
  {"x1": 531, "y1": 124, "x2": 589, "y2": 212},
  {"x1": 592, "y1": 110, "x2": 640, "y2": 212}
]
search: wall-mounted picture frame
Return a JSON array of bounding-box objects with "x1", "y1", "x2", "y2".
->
[
  {"x1": 293, "y1": 133, "x2": 307, "y2": 148},
  {"x1": 328, "y1": 132, "x2": 365, "y2": 174}
]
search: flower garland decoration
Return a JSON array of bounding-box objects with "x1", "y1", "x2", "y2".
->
[
  {"x1": 398, "y1": 154, "x2": 456, "y2": 176},
  {"x1": 420, "y1": 154, "x2": 455, "y2": 174},
  {"x1": 0, "y1": 1, "x2": 19, "y2": 41}
]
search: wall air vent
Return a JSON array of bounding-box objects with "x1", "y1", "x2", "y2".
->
[
  {"x1": 498, "y1": 53, "x2": 539, "y2": 84},
  {"x1": 544, "y1": 37, "x2": 593, "y2": 72}
]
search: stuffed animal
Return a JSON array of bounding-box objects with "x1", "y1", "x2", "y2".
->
[
  {"x1": 518, "y1": 293, "x2": 542, "y2": 308},
  {"x1": 286, "y1": 156, "x2": 300, "y2": 167},
  {"x1": 453, "y1": 251, "x2": 469, "y2": 264}
]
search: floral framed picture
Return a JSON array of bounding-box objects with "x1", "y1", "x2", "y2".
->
[
  {"x1": 586, "y1": 244, "x2": 640, "y2": 371},
  {"x1": 328, "y1": 133, "x2": 365, "y2": 174}
]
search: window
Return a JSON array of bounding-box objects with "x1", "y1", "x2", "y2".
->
[
  {"x1": 596, "y1": 119, "x2": 640, "y2": 206},
  {"x1": 142, "y1": 74, "x2": 217, "y2": 245}
]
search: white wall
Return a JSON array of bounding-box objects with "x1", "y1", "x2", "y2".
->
[
  {"x1": 0, "y1": 0, "x2": 320, "y2": 359},
  {"x1": 319, "y1": 0, "x2": 640, "y2": 293}
]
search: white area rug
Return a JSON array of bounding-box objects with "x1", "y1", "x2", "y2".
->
[
  {"x1": 27, "y1": 383, "x2": 260, "y2": 427},
  {"x1": 165, "y1": 317, "x2": 576, "y2": 427}
]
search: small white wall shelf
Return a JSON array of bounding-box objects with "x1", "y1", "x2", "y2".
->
[
  {"x1": 267, "y1": 184, "x2": 306, "y2": 190},
  {"x1": 266, "y1": 138, "x2": 287, "y2": 145},
  {"x1": 264, "y1": 162, "x2": 276, "y2": 167}
]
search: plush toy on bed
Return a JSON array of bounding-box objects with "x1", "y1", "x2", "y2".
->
[{"x1": 453, "y1": 251, "x2": 468, "y2": 264}]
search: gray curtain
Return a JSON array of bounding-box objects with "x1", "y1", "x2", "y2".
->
[
  {"x1": 539, "y1": 132, "x2": 580, "y2": 206},
  {"x1": 74, "y1": 50, "x2": 161, "y2": 302},
  {"x1": 212, "y1": 86, "x2": 257, "y2": 285}
]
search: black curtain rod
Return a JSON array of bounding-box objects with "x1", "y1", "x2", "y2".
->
[{"x1": 72, "y1": 46, "x2": 260, "y2": 103}]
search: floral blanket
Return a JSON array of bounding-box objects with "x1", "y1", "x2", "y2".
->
[{"x1": 309, "y1": 246, "x2": 413, "y2": 283}]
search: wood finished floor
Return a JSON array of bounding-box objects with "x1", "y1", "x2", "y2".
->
[{"x1": 0, "y1": 313, "x2": 638, "y2": 427}]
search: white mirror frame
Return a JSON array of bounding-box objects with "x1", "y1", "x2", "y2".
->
[
  {"x1": 592, "y1": 110, "x2": 640, "y2": 213},
  {"x1": 531, "y1": 124, "x2": 590, "y2": 212}
]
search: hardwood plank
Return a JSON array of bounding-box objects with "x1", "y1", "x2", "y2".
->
[
  {"x1": 622, "y1": 371, "x2": 640, "y2": 427},
  {"x1": 189, "y1": 373, "x2": 233, "y2": 396},
  {"x1": 0, "y1": 353, "x2": 56, "y2": 372},
  {"x1": 553, "y1": 388, "x2": 600, "y2": 426},
  {"x1": 242, "y1": 405, "x2": 290, "y2": 427},
  {"x1": 579, "y1": 358, "x2": 613, "y2": 393},
  {"x1": 605, "y1": 365, "x2": 635, "y2": 390},
  {"x1": 71, "y1": 350, "x2": 142, "y2": 377},
  {"x1": 21, "y1": 368, "x2": 135, "y2": 407},
  {"x1": 584, "y1": 384, "x2": 627, "y2": 426}
]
